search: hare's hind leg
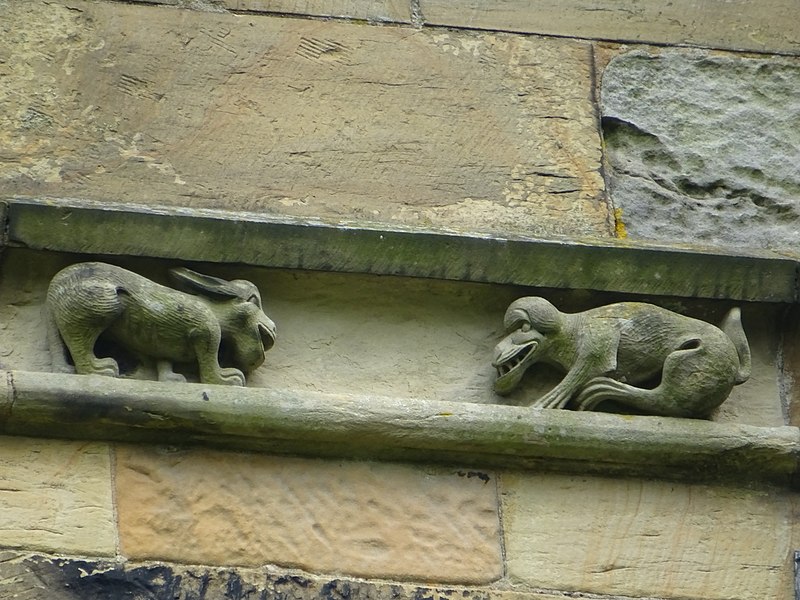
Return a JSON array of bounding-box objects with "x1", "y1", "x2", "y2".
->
[{"x1": 51, "y1": 282, "x2": 122, "y2": 377}]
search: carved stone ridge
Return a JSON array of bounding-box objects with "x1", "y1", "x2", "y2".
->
[
  {"x1": 46, "y1": 262, "x2": 276, "y2": 386},
  {"x1": 2, "y1": 370, "x2": 798, "y2": 488},
  {"x1": 7, "y1": 197, "x2": 799, "y2": 302},
  {"x1": 493, "y1": 297, "x2": 751, "y2": 418}
]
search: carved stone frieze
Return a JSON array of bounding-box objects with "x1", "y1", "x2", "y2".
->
[
  {"x1": 492, "y1": 297, "x2": 751, "y2": 418},
  {"x1": 46, "y1": 262, "x2": 276, "y2": 386}
]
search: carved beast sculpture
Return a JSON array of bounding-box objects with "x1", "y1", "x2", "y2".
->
[
  {"x1": 492, "y1": 297, "x2": 751, "y2": 418},
  {"x1": 46, "y1": 262, "x2": 276, "y2": 386}
]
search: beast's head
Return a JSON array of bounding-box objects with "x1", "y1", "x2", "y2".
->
[{"x1": 492, "y1": 297, "x2": 562, "y2": 395}]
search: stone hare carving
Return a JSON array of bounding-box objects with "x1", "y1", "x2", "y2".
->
[
  {"x1": 492, "y1": 297, "x2": 751, "y2": 418},
  {"x1": 46, "y1": 262, "x2": 276, "y2": 386}
]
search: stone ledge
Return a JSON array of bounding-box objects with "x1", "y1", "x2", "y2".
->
[
  {"x1": 5, "y1": 197, "x2": 799, "y2": 303},
  {"x1": 2, "y1": 370, "x2": 798, "y2": 487}
]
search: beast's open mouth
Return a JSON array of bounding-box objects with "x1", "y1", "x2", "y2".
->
[
  {"x1": 259, "y1": 323, "x2": 276, "y2": 351},
  {"x1": 493, "y1": 341, "x2": 537, "y2": 394}
]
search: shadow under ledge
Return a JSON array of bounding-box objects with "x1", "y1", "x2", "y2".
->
[{"x1": 1, "y1": 369, "x2": 798, "y2": 488}]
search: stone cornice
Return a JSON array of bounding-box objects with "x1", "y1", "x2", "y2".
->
[
  {"x1": 4, "y1": 197, "x2": 799, "y2": 303},
  {"x1": 2, "y1": 370, "x2": 798, "y2": 487}
]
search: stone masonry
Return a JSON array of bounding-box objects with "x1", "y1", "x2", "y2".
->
[{"x1": 1, "y1": 1, "x2": 799, "y2": 599}]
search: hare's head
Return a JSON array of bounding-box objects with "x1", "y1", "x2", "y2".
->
[{"x1": 170, "y1": 267, "x2": 276, "y2": 372}]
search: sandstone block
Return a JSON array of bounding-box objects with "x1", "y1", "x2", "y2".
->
[
  {"x1": 225, "y1": 0, "x2": 412, "y2": 22},
  {"x1": 421, "y1": 0, "x2": 800, "y2": 55},
  {"x1": 0, "y1": 0, "x2": 606, "y2": 240},
  {"x1": 602, "y1": 50, "x2": 800, "y2": 255},
  {"x1": 502, "y1": 472, "x2": 793, "y2": 599},
  {"x1": 0, "y1": 436, "x2": 115, "y2": 556},
  {"x1": 116, "y1": 446, "x2": 502, "y2": 583},
  {"x1": 127, "y1": 0, "x2": 412, "y2": 23}
]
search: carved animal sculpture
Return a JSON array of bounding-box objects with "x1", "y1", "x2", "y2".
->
[
  {"x1": 492, "y1": 297, "x2": 751, "y2": 418},
  {"x1": 46, "y1": 262, "x2": 276, "y2": 386}
]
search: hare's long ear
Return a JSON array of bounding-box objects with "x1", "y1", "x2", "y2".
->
[{"x1": 169, "y1": 267, "x2": 242, "y2": 299}]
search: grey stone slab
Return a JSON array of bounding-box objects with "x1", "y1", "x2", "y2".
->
[
  {"x1": 6, "y1": 197, "x2": 799, "y2": 302},
  {"x1": 2, "y1": 369, "x2": 799, "y2": 487},
  {"x1": 602, "y1": 50, "x2": 800, "y2": 254}
]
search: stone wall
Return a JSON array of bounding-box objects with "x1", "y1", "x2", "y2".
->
[{"x1": 1, "y1": 1, "x2": 799, "y2": 599}]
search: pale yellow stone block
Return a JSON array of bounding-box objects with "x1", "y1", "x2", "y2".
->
[
  {"x1": 116, "y1": 446, "x2": 502, "y2": 583},
  {"x1": 224, "y1": 0, "x2": 412, "y2": 22},
  {"x1": 502, "y1": 473, "x2": 794, "y2": 600},
  {"x1": 0, "y1": 436, "x2": 115, "y2": 556},
  {"x1": 421, "y1": 0, "x2": 800, "y2": 55}
]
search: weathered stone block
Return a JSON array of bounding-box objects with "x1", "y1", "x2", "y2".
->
[
  {"x1": 0, "y1": 552, "x2": 570, "y2": 599},
  {"x1": 0, "y1": 436, "x2": 115, "y2": 556},
  {"x1": 0, "y1": 0, "x2": 607, "y2": 239},
  {"x1": 225, "y1": 0, "x2": 413, "y2": 22},
  {"x1": 420, "y1": 0, "x2": 800, "y2": 55},
  {"x1": 125, "y1": 0, "x2": 412, "y2": 22},
  {"x1": 116, "y1": 446, "x2": 502, "y2": 583},
  {"x1": 602, "y1": 50, "x2": 800, "y2": 254},
  {"x1": 502, "y1": 472, "x2": 793, "y2": 599}
]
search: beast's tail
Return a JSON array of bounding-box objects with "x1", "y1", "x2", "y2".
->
[{"x1": 720, "y1": 307, "x2": 751, "y2": 384}]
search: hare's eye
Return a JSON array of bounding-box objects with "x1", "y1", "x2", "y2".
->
[
  {"x1": 520, "y1": 322, "x2": 532, "y2": 333},
  {"x1": 248, "y1": 295, "x2": 261, "y2": 308}
]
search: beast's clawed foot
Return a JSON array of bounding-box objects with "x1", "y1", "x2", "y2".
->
[
  {"x1": 215, "y1": 367, "x2": 246, "y2": 387},
  {"x1": 82, "y1": 357, "x2": 120, "y2": 378}
]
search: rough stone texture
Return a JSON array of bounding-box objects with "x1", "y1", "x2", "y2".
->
[
  {"x1": 0, "y1": 552, "x2": 578, "y2": 600},
  {"x1": 0, "y1": 436, "x2": 116, "y2": 556},
  {"x1": 502, "y1": 472, "x2": 794, "y2": 600},
  {"x1": 115, "y1": 446, "x2": 502, "y2": 583},
  {"x1": 127, "y1": 0, "x2": 412, "y2": 22},
  {"x1": 0, "y1": 0, "x2": 607, "y2": 239},
  {"x1": 420, "y1": 0, "x2": 800, "y2": 55},
  {"x1": 227, "y1": 0, "x2": 412, "y2": 22},
  {"x1": 602, "y1": 50, "x2": 800, "y2": 254}
]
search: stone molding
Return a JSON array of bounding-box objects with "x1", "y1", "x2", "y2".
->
[
  {"x1": 5, "y1": 197, "x2": 798, "y2": 303},
  {"x1": 1, "y1": 369, "x2": 798, "y2": 487}
]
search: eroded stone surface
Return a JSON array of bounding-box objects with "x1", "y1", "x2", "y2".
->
[
  {"x1": 602, "y1": 51, "x2": 800, "y2": 254},
  {"x1": 0, "y1": 0, "x2": 607, "y2": 239},
  {"x1": 502, "y1": 472, "x2": 793, "y2": 600},
  {"x1": 116, "y1": 446, "x2": 502, "y2": 583},
  {"x1": 0, "y1": 552, "x2": 576, "y2": 600},
  {"x1": 125, "y1": 0, "x2": 412, "y2": 22},
  {"x1": 0, "y1": 436, "x2": 115, "y2": 556}
]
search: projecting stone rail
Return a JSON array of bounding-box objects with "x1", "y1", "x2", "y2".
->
[
  {"x1": 2, "y1": 370, "x2": 799, "y2": 487},
  {"x1": 4, "y1": 197, "x2": 799, "y2": 303}
]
